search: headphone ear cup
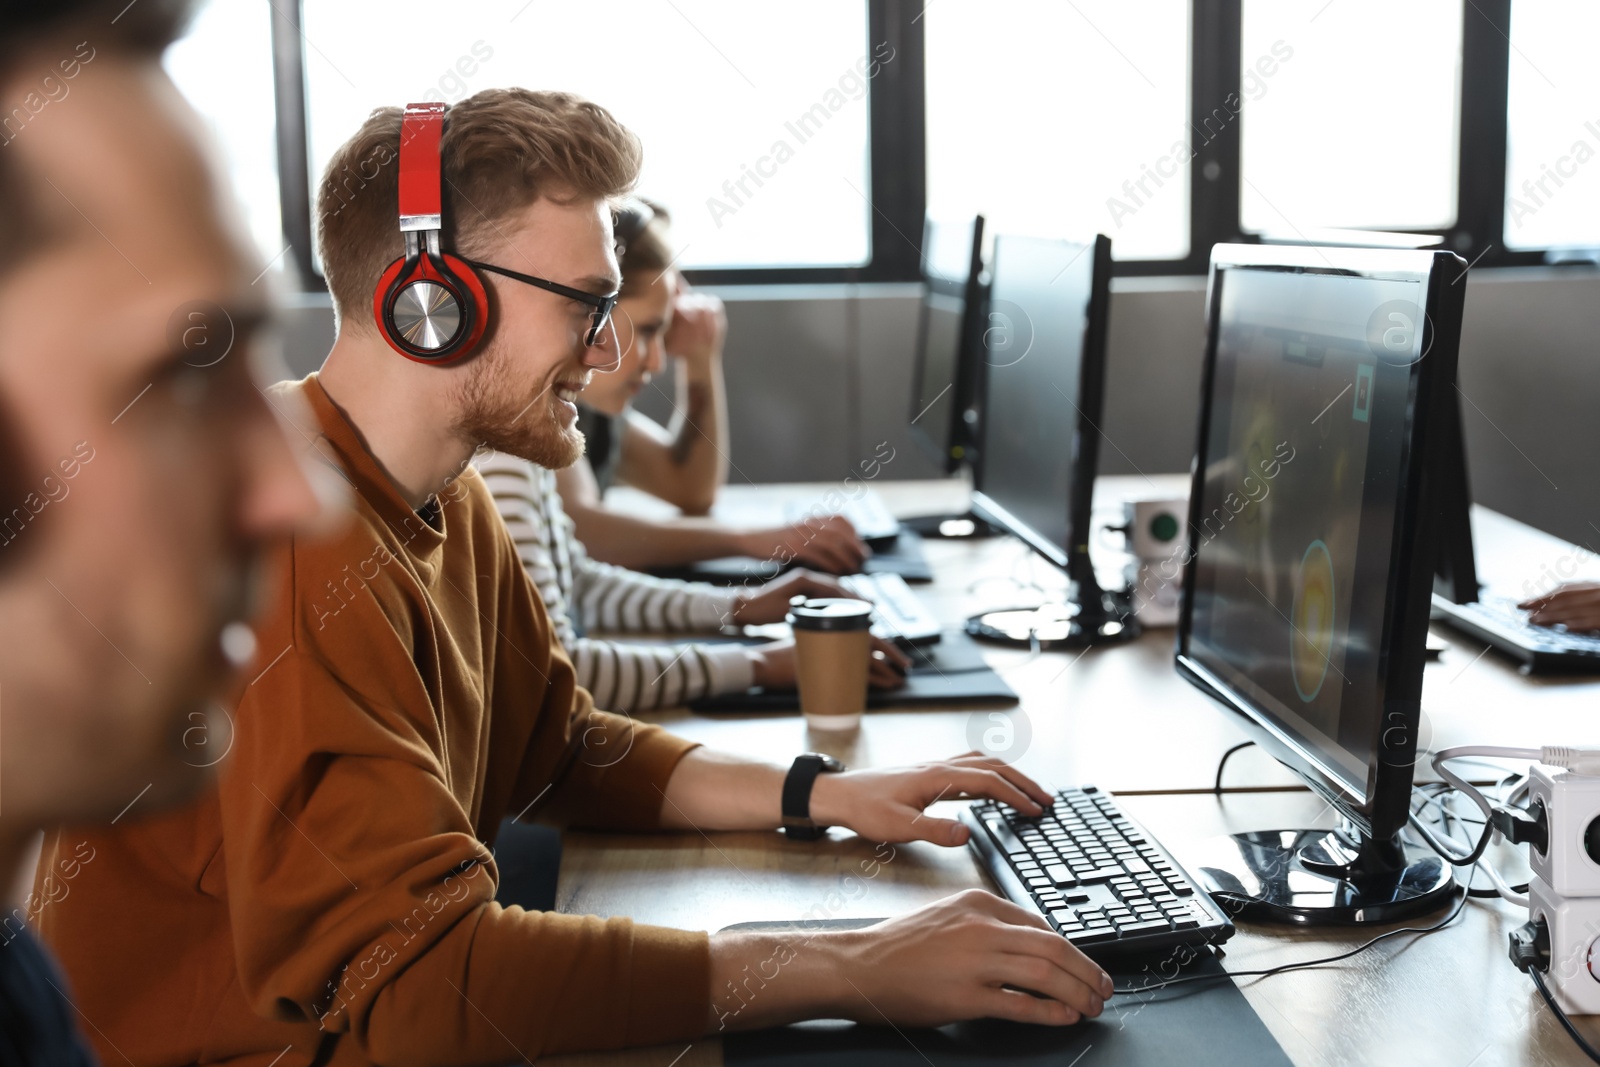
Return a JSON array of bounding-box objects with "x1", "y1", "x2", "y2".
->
[
  {"x1": 438, "y1": 252, "x2": 489, "y2": 354},
  {"x1": 373, "y1": 254, "x2": 409, "y2": 349},
  {"x1": 373, "y1": 252, "x2": 490, "y2": 365}
]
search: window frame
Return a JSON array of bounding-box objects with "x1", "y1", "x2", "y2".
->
[{"x1": 267, "y1": 0, "x2": 1564, "y2": 290}]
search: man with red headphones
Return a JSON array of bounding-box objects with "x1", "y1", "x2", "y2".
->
[{"x1": 37, "y1": 90, "x2": 1112, "y2": 1063}]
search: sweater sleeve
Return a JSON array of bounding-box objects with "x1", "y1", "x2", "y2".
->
[
  {"x1": 475, "y1": 451, "x2": 753, "y2": 711},
  {"x1": 217, "y1": 555, "x2": 709, "y2": 1063}
]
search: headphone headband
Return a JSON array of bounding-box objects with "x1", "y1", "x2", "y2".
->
[
  {"x1": 373, "y1": 101, "x2": 489, "y2": 365},
  {"x1": 398, "y1": 101, "x2": 446, "y2": 232}
]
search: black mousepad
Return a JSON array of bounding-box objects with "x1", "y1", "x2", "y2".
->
[
  {"x1": 688, "y1": 629, "x2": 1018, "y2": 712},
  {"x1": 720, "y1": 920, "x2": 1290, "y2": 1067}
]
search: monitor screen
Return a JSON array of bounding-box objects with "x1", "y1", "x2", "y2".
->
[
  {"x1": 972, "y1": 234, "x2": 1106, "y2": 570},
  {"x1": 1183, "y1": 264, "x2": 1428, "y2": 799},
  {"x1": 908, "y1": 217, "x2": 984, "y2": 470}
]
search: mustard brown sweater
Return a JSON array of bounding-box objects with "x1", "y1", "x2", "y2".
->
[{"x1": 33, "y1": 374, "x2": 710, "y2": 1066}]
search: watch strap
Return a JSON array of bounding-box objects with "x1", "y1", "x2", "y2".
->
[{"x1": 782, "y1": 753, "x2": 842, "y2": 840}]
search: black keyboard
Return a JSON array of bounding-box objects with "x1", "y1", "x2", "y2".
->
[
  {"x1": 1432, "y1": 593, "x2": 1600, "y2": 674},
  {"x1": 961, "y1": 786, "x2": 1234, "y2": 960}
]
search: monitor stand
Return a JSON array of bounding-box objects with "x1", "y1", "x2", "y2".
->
[
  {"x1": 1191, "y1": 820, "x2": 1457, "y2": 925},
  {"x1": 966, "y1": 586, "x2": 1141, "y2": 650}
]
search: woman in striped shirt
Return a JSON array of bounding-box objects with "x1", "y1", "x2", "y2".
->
[{"x1": 476, "y1": 452, "x2": 908, "y2": 711}]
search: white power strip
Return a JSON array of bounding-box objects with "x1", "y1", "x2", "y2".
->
[
  {"x1": 1528, "y1": 764, "x2": 1600, "y2": 898},
  {"x1": 1529, "y1": 877, "x2": 1600, "y2": 1014}
]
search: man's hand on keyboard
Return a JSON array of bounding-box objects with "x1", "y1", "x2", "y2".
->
[
  {"x1": 729, "y1": 568, "x2": 860, "y2": 625},
  {"x1": 747, "y1": 636, "x2": 911, "y2": 690},
  {"x1": 810, "y1": 752, "x2": 1052, "y2": 846},
  {"x1": 738, "y1": 514, "x2": 868, "y2": 574},
  {"x1": 1521, "y1": 581, "x2": 1600, "y2": 632}
]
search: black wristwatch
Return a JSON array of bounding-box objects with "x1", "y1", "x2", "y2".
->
[{"x1": 781, "y1": 753, "x2": 846, "y2": 841}]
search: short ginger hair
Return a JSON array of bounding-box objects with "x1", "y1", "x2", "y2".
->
[{"x1": 316, "y1": 87, "x2": 642, "y2": 332}]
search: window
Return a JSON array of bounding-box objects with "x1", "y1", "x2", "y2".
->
[
  {"x1": 163, "y1": 0, "x2": 283, "y2": 273},
  {"x1": 1502, "y1": 1, "x2": 1600, "y2": 252},
  {"x1": 924, "y1": 0, "x2": 1191, "y2": 261},
  {"x1": 299, "y1": 0, "x2": 872, "y2": 271},
  {"x1": 1239, "y1": 0, "x2": 1462, "y2": 235},
  {"x1": 244, "y1": 1, "x2": 1580, "y2": 283}
]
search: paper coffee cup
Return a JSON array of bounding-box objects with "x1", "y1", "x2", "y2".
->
[{"x1": 787, "y1": 597, "x2": 874, "y2": 731}]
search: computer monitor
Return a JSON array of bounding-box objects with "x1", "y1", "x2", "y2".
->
[
  {"x1": 908, "y1": 215, "x2": 988, "y2": 474},
  {"x1": 1431, "y1": 386, "x2": 1480, "y2": 605},
  {"x1": 1176, "y1": 243, "x2": 1468, "y2": 926},
  {"x1": 965, "y1": 233, "x2": 1137, "y2": 649}
]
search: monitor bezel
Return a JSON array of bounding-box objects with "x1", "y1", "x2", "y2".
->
[
  {"x1": 970, "y1": 233, "x2": 1113, "y2": 591},
  {"x1": 1175, "y1": 242, "x2": 1467, "y2": 841},
  {"x1": 908, "y1": 215, "x2": 988, "y2": 474}
]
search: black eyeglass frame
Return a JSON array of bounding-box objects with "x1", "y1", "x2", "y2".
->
[{"x1": 466, "y1": 259, "x2": 620, "y2": 347}]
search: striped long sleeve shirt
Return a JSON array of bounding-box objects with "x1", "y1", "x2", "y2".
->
[{"x1": 475, "y1": 450, "x2": 755, "y2": 711}]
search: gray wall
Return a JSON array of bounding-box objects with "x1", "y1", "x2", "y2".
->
[{"x1": 280, "y1": 267, "x2": 1600, "y2": 547}]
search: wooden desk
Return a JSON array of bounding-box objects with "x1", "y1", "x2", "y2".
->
[
  {"x1": 612, "y1": 476, "x2": 1600, "y2": 793},
  {"x1": 554, "y1": 479, "x2": 1600, "y2": 1065},
  {"x1": 554, "y1": 793, "x2": 1594, "y2": 1067}
]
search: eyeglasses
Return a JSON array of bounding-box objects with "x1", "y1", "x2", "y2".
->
[{"x1": 465, "y1": 259, "x2": 620, "y2": 347}]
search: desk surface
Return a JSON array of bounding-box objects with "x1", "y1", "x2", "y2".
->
[{"x1": 553, "y1": 477, "x2": 1600, "y2": 1067}]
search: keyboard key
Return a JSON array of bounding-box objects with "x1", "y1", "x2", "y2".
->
[
  {"x1": 984, "y1": 818, "x2": 1027, "y2": 855},
  {"x1": 1071, "y1": 928, "x2": 1120, "y2": 946},
  {"x1": 1123, "y1": 858, "x2": 1150, "y2": 874},
  {"x1": 1043, "y1": 864, "x2": 1078, "y2": 886},
  {"x1": 1065, "y1": 891, "x2": 1091, "y2": 904},
  {"x1": 1078, "y1": 866, "x2": 1122, "y2": 883},
  {"x1": 1119, "y1": 919, "x2": 1172, "y2": 935}
]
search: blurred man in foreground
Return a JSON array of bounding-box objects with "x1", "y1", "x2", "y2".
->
[{"x1": 0, "y1": 1, "x2": 320, "y2": 1061}]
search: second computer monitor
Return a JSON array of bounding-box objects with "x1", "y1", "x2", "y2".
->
[
  {"x1": 965, "y1": 233, "x2": 1129, "y2": 648},
  {"x1": 971, "y1": 234, "x2": 1111, "y2": 584}
]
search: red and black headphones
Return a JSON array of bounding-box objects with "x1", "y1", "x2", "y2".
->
[{"x1": 373, "y1": 102, "x2": 490, "y2": 365}]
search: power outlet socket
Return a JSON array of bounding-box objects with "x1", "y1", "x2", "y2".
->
[
  {"x1": 1529, "y1": 877, "x2": 1600, "y2": 1014},
  {"x1": 1527, "y1": 764, "x2": 1600, "y2": 898}
]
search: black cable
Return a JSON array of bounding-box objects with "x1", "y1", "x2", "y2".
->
[
  {"x1": 1407, "y1": 784, "x2": 1538, "y2": 900},
  {"x1": 1113, "y1": 867, "x2": 1475, "y2": 995},
  {"x1": 1407, "y1": 804, "x2": 1497, "y2": 866},
  {"x1": 1532, "y1": 968, "x2": 1600, "y2": 1064},
  {"x1": 1213, "y1": 741, "x2": 1255, "y2": 795}
]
